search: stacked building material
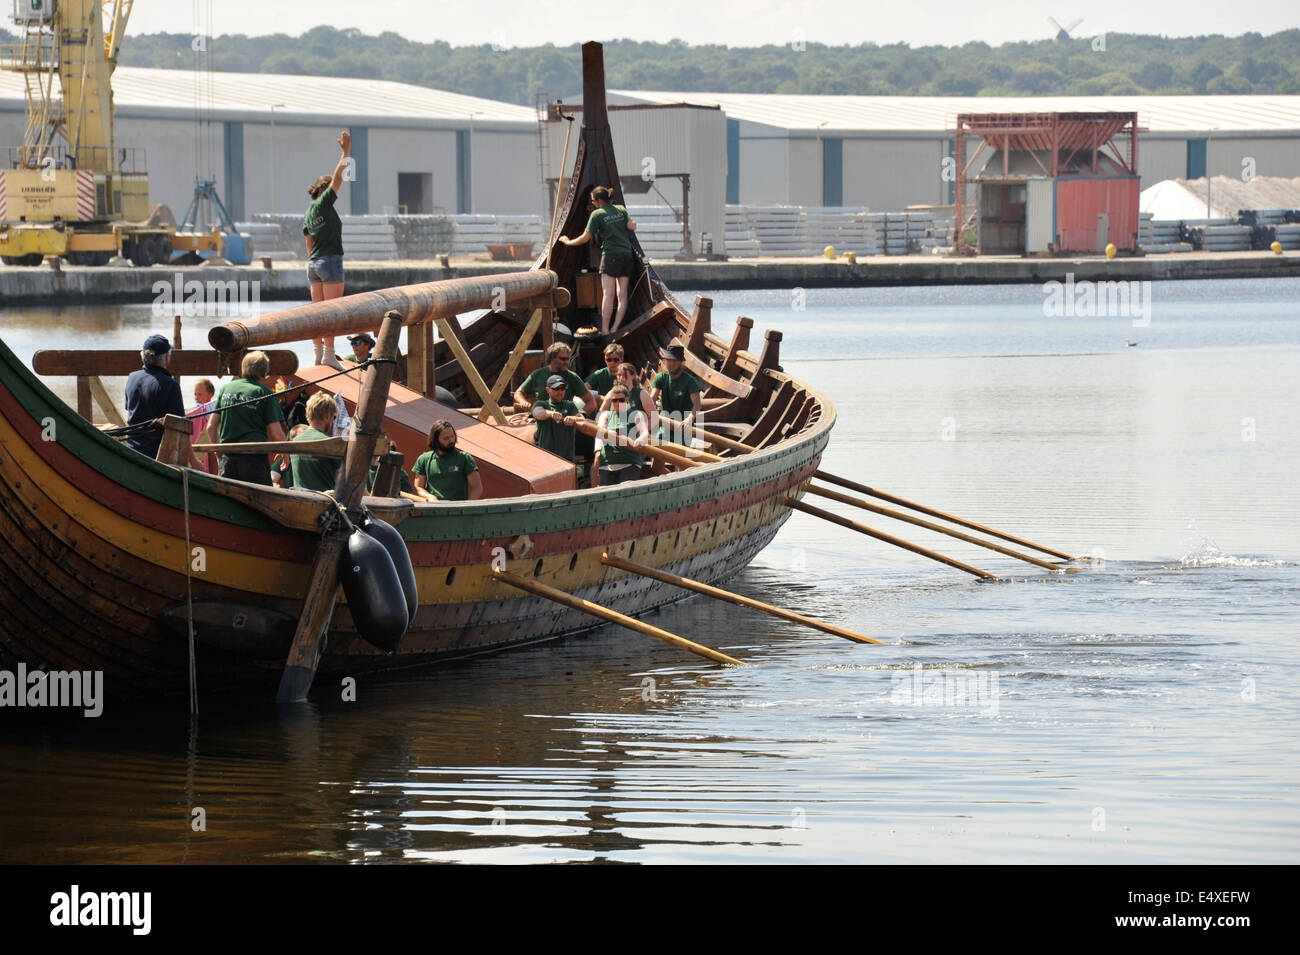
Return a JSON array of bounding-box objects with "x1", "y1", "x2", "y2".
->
[{"x1": 624, "y1": 205, "x2": 691, "y2": 257}]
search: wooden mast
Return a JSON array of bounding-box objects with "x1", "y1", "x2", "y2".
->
[{"x1": 545, "y1": 42, "x2": 657, "y2": 331}]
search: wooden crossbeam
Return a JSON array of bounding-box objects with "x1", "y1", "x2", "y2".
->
[{"x1": 433, "y1": 318, "x2": 508, "y2": 425}]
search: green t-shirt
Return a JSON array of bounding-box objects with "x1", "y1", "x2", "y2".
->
[
  {"x1": 303, "y1": 186, "x2": 344, "y2": 258},
  {"x1": 290, "y1": 427, "x2": 339, "y2": 493},
  {"x1": 585, "y1": 365, "x2": 617, "y2": 398},
  {"x1": 584, "y1": 204, "x2": 634, "y2": 254},
  {"x1": 412, "y1": 448, "x2": 478, "y2": 501},
  {"x1": 215, "y1": 377, "x2": 285, "y2": 445},
  {"x1": 520, "y1": 366, "x2": 589, "y2": 406},
  {"x1": 652, "y1": 370, "x2": 704, "y2": 416},
  {"x1": 599, "y1": 407, "x2": 647, "y2": 468},
  {"x1": 532, "y1": 398, "x2": 580, "y2": 461},
  {"x1": 273, "y1": 456, "x2": 293, "y2": 488}
]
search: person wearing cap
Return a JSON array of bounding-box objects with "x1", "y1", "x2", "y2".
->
[
  {"x1": 650, "y1": 343, "x2": 704, "y2": 443},
  {"x1": 123, "y1": 334, "x2": 186, "y2": 460},
  {"x1": 514, "y1": 342, "x2": 595, "y2": 416},
  {"x1": 531, "y1": 374, "x2": 582, "y2": 464},
  {"x1": 345, "y1": 333, "x2": 374, "y2": 365}
]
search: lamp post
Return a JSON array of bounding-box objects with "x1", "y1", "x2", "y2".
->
[
  {"x1": 270, "y1": 103, "x2": 286, "y2": 213},
  {"x1": 468, "y1": 111, "x2": 484, "y2": 214}
]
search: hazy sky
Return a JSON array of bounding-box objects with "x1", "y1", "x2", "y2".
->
[{"x1": 129, "y1": 0, "x2": 1299, "y2": 49}]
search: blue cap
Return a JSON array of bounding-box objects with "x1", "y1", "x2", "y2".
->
[{"x1": 143, "y1": 334, "x2": 171, "y2": 355}]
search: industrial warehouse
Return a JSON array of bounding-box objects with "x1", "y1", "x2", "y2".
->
[{"x1": 3, "y1": 65, "x2": 1300, "y2": 260}]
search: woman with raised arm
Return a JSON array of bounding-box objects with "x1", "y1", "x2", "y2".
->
[{"x1": 303, "y1": 129, "x2": 352, "y2": 371}]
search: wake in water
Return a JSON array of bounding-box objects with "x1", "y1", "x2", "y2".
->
[{"x1": 1178, "y1": 534, "x2": 1289, "y2": 568}]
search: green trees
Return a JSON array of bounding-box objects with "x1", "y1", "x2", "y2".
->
[{"x1": 113, "y1": 28, "x2": 1300, "y2": 103}]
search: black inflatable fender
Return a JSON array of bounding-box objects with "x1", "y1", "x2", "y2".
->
[
  {"x1": 339, "y1": 527, "x2": 409, "y2": 652},
  {"x1": 361, "y1": 515, "x2": 418, "y2": 625}
]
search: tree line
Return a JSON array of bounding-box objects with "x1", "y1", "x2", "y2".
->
[{"x1": 5, "y1": 26, "x2": 1298, "y2": 103}]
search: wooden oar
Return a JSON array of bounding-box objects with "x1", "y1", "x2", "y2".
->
[
  {"x1": 784, "y1": 497, "x2": 998, "y2": 580},
  {"x1": 572, "y1": 419, "x2": 701, "y2": 471},
  {"x1": 803, "y1": 483, "x2": 1065, "y2": 572},
  {"x1": 492, "y1": 569, "x2": 743, "y2": 665},
  {"x1": 813, "y1": 471, "x2": 1080, "y2": 562},
  {"x1": 697, "y1": 426, "x2": 1080, "y2": 564},
  {"x1": 601, "y1": 552, "x2": 881, "y2": 644}
]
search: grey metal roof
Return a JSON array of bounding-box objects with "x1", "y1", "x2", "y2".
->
[
  {"x1": 0, "y1": 67, "x2": 540, "y2": 129},
  {"x1": 612, "y1": 91, "x2": 1300, "y2": 134}
]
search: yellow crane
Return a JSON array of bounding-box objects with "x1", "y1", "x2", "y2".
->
[{"x1": 0, "y1": 0, "x2": 222, "y2": 266}]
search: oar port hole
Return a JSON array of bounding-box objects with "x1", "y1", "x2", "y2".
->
[
  {"x1": 568, "y1": 553, "x2": 578, "y2": 573},
  {"x1": 533, "y1": 559, "x2": 544, "y2": 578},
  {"x1": 445, "y1": 567, "x2": 456, "y2": 586}
]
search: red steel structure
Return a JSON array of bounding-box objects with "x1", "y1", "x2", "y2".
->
[{"x1": 952, "y1": 112, "x2": 1139, "y2": 254}]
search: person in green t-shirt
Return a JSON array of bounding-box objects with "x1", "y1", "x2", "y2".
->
[
  {"x1": 199, "y1": 350, "x2": 287, "y2": 486},
  {"x1": 412, "y1": 420, "x2": 483, "y2": 502},
  {"x1": 596, "y1": 384, "x2": 650, "y2": 485},
  {"x1": 531, "y1": 376, "x2": 582, "y2": 462},
  {"x1": 650, "y1": 343, "x2": 704, "y2": 448},
  {"x1": 303, "y1": 129, "x2": 352, "y2": 371},
  {"x1": 558, "y1": 185, "x2": 639, "y2": 336},
  {"x1": 513, "y1": 341, "x2": 596, "y2": 416},
  {"x1": 584, "y1": 342, "x2": 624, "y2": 404},
  {"x1": 290, "y1": 393, "x2": 341, "y2": 493}
]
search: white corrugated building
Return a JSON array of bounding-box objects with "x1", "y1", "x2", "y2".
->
[
  {"x1": 611, "y1": 91, "x2": 1300, "y2": 214},
  {"x1": 0, "y1": 66, "x2": 545, "y2": 222}
]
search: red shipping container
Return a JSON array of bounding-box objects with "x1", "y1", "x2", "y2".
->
[{"x1": 1054, "y1": 177, "x2": 1140, "y2": 252}]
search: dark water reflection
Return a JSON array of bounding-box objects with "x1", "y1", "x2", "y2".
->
[{"x1": 1, "y1": 280, "x2": 1298, "y2": 863}]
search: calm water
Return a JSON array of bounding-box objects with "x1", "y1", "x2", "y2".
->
[{"x1": 1, "y1": 278, "x2": 1297, "y2": 864}]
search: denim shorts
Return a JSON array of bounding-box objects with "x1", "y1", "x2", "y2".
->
[{"x1": 307, "y1": 254, "x2": 344, "y2": 284}]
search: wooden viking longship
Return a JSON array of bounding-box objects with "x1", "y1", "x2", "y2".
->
[{"x1": 0, "y1": 43, "x2": 1076, "y2": 703}]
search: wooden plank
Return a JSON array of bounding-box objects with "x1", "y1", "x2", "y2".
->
[
  {"x1": 611, "y1": 301, "x2": 676, "y2": 345},
  {"x1": 87, "y1": 376, "x2": 127, "y2": 428},
  {"x1": 33, "y1": 349, "x2": 299, "y2": 377},
  {"x1": 669, "y1": 336, "x2": 751, "y2": 398},
  {"x1": 76, "y1": 377, "x2": 92, "y2": 421},
  {"x1": 192, "y1": 436, "x2": 392, "y2": 458},
  {"x1": 684, "y1": 295, "x2": 712, "y2": 354},
  {"x1": 154, "y1": 414, "x2": 193, "y2": 467},
  {"x1": 407, "y1": 322, "x2": 430, "y2": 396},
  {"x1": 717, "y1": 316, "x2": 753, "y2": 382},
  {"x1": 434, "y1": 317, "x2": 508, "y2": 425},
  {"x1": 477, "y1": 307, "x2": 544, "y2": 422}
]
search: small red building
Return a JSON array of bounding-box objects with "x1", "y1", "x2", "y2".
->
[{"x1": 952, "y1": 112, "x2": 1140, "y2": 255}]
